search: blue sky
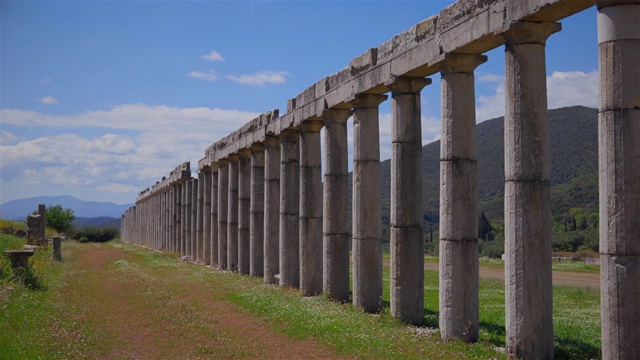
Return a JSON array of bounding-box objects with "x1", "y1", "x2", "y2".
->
[{"x1": 1, "y1": 1, "x2": 599, "y2": 206}]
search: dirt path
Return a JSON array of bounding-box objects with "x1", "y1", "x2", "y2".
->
[{"x1": 60, "y1": 242, "x2": 346, "y2": 359}]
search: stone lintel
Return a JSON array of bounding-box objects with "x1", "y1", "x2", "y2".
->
[{"x1": 500, "y1": 21, "x2": 561, "y2": 45}]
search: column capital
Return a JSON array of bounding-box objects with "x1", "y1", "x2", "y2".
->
[
  {"x1": 322, "y1": 108, "x2": 352, "y2": 125},
  {"x1": 251, "y1": 142, "x2": 265, "y2": 153},
  {"x1": 299, "y1": 119, "x2": 324, "y2": 133},
  {"x1": 385, "y1": 76, "x2": 432, "y2": 95},
  {"x1": 279, "y1": 127, "x2": 300, "y2": 141},
  {"x1": 228, "y1": 154, "x2": 239, "y2": 162},
  {"x1": 437, "y1": 53, "x2": 488, "y2": 75},
  {"x1": 351, "y1": 93, "x2": 388, "y2": 109},
  {"x1": 218, "y1": 158, "x2": 230, "y2": 166},
  {"x1": 500, "y1": 21, "x2": 561, "y2": 46},
  {"x1": 595, "y1": 0, "x2": 640, "y2": 8},
  {"x1": 264, "y1": 134, "x2": 280, "y2": 148},
  {"x1": 238, "y1": 148, "x2": 252, "y2": 159}
]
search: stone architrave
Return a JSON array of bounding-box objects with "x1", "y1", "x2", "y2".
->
[
  {"x1": 238, "y1": 150, "x2": 252, "y2": 275},
  {"x1": 501, "y1": 21, "x2": 560, "y2": 360},
  {"x1": 386, "y1": 76, "x2": 431, "y2": 326},
  {"x1": 279, "y1": 128, "x2": 300, "y2": 288},
  {"x1": 250, "y1": 143, "x2": 266, "y2": 277},
  {"x1": 299, "y1": 119, "x2": 324, "y2": 296},
  {"x1": 322, "y1": 108, "x2": 352, "y2": 302},
  {"x1": 351, "y1": 93, "x2": 387, "y2": 312},
  {"x1": 218, "y1": 161, "x2": 229, "y2": 270},
  {"x1": 438, "y1": 53, "x2": 486, "y2": 342},
  {"x1": 595, "y1": 1, "x2": 640, "y2": 359},
  {"x1": 227, "y1": 155, "x2": 240, "y2": 272},
  {"x1": 264, "y1": 136, "x2": 281, "y2": 284}
]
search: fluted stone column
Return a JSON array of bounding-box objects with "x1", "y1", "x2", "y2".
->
[
  {"x1": 299, "y1": 119, "x2": 324, "y2": 296},
  {"x1": 264, "y1": 136, "x2": 281, "y2": 284},
  {"x1": 502, "y1": 21, "x2": 560, "y2": 360},
  {"x1": 211, "y1": 167, "x2": 219, "y2": 268},
  {"x1": 280, "y1": 128, "x2": 300, "y2": 288},
  {"x1": 203, "y1": 168, "x2": 212, "y2": 265},
  {"x1": 438, "y1": 53, "x2": 486, "y2": 342},
  {"x1": 228, "y1": 155, "x2": 239, "y2": 272},
  {"x1": 250, "y1": 144, "x2": 266, "y2": 277},
  {"x1": 595, "y1": 2, "x2": 640, "y2": 359},
  {"x1": 238, "y1": 150, "x2": 252, "y2": 275},
  {"x1": 323, "y1": 108, "x2": 352, "y2": 301},
  {"x1": 218, "y1": 160, "x2": 229, "y2": 270},
  {"x1": 386, "y1": 76, "x2": 431, "y2": 325},
  {"x1": 352, "y1": 94, "x2": 387, "y2": 312}
]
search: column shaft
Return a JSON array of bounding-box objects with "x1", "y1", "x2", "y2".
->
[
  {"x1": 238, "y1": 150, "x2": 252, "y2": 275},
  {"x1": 280, "y1": 129, "x2": 300, "y2": 288},
  {"x1": 228, "y1": 157, "x2": 239, "y2": 271},
  {"x1": 211, "y1": 168, "x2": 219, "y2": 268},
  {"x1": 191, "y1": 178, "x2": 198, "y2": 260},
  {"x1": 264, "y1": 136, "x2": 281, "y2": 284},
  {"x1": 197, "y1": 175, "x2": 204, "y2": 262},
  {"x1": 203, "y1": 169, "x2": 212, "y2": 265},
  {"x1": 250, "y1": 144, "x2": 266, "y2": 277},
  {"x1": 218, "y1": 162, "x2": 229, "y2": 269}
]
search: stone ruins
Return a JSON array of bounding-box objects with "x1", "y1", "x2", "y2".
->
[{"x1": 121, "y1": 1, "x2": 639, "y2": 359}]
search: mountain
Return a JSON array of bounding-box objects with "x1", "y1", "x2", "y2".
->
[
  {"x1": 73, "y1": 217, "x2": 122, "y2": 229},
  {"x1": 376, "y1": 105, "x2": 599, "y2": 232},
  {"x1": 0, "y1": 195, "x2": 132, "y2": 220}
]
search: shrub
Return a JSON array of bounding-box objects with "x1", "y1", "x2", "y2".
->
[{"x1": 72, "y1": 227, "x2": 118, "y2": 243}]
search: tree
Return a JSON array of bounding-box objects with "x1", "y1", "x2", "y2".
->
[{"x1": 39, "y1": 204, "x2": 75, "y2": 233}]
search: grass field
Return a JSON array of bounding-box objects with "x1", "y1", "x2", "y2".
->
[{"x1": 1, "y1": 237, "x2": 601, "y2": 359}]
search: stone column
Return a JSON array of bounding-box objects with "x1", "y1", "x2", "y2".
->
[
  {"x1": 181, "y1": 181, "x2": 188, "y2": 256},
  {"x1": 52, "y1": 236, "x2": 62, "y2": 261},
  {"x1": 186, "y1": 179, "x2": 194, "y2": 258},
  {"x1": 502, "y1": 21, "x2": 560, "y2": 360},
  {"x1": 218, "y1": 160, "x2": 229, "y2": 269},
  {"x1": 299, "y1": 119, "x2": 324, "y2": 296},
  {"x1": 250, "y1": 143, "x2": 266, "y2": 277},
  {"x1": 264, "y1": 136, "x2": 281, "y2": 284},
  {"x1": 438, "y1": 53, "x2": 486, "y2": 342},
  {"x1": 203, "y1": 168, "x2": 212, "y2": 265},
  {"x1": 211, "y1": 167, "x2": 219, "y2": 268},
  {"x1": 227, "y1": 156, "x2": 239, "y2": 271},
  {"x1": 322, "y1": 108, "x2": 352, "y2": 301},
  {"x1": 595, "y1": 2, "x2": 640, "y2": 359},
  {"x1": 351, "y1": 94, "x2": 387, "y2": 312},
  {"x1": 191, "y1": 178, "x2": 199, "y2": 260},
  {"x1": 238, "y1": 150, "x2": 252, "y2": 275},
  {"x1": 197, "y1": 174, "x2": 204, "y2": 262},
  {"x1": 386, "y1": 76, "x2": 431, "y2": 325},
  {"x1": 279, "y1": 128, "x2": 300, "y2": 288}
]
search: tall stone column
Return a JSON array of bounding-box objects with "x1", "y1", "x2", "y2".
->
[
  {"x1": 279, "y1": 128, "x2": 300, "y2": 288},
  {"x1": 197, "y1": 174, "x2": 204, "y2": 262},
  {"x1": 299, "y1": 119, "x2": 324, "y2": 296},
  {"x1": 438, "y1": 53, "x2": 486, "y2": 342},
  {"x1": 595, "y1": 2, "x2": 640, "y2": 359},
  {"x1": 218, "y1": 160, "x2": 229, "y2": 270},
  {"x1": 322, "y1": 108, "x2": 352, "y2": 301},
  {"x1": 186, "y1": 179, "x2": 194, "y2": 257},
  {"x1": 264, "y1": 136, "x2": 281, "y2": 284},
  {"x1": 352, "y1": 94, "x2": 387, "y2": 312},
  {"x1": 181, "y1": 181, "x2": 188, "y2": 256},
  {"x1": 250, "y1": 143, "x2": 266, "y2": 277},
  {"x1": 211, "y1": 167, "x2": 219, "y2": 268},
  {"x1": 502, "y1": 21, "x2": 560, "y2": 360},
  {"x1": 238, "y1": 149, "x2": 252, "y2": 275},
  {"x1": 228, "y1": 155, "x2": 239, "y2": 272},
  {"x1": 386, "y1": 76, "x2": 431, "y2": 325},
  {"x1": 191, "y1": 178, "x2": 199, "y2": 260},
  {"x1": 203, "y1": 168, "x2": 212, "y2": 265}
]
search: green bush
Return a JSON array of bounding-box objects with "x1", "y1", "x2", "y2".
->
[{"x1": 72, "y1": 227, "x2": 118, "y2": 243}]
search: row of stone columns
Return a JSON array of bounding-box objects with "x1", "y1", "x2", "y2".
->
[{"x1": 122, "y1": 5, "x2": 640, "y2": 358}]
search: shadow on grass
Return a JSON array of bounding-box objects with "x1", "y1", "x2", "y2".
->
[
  {"x1": 1, "y1": 263, "x2": 47, "y2": 290},
  {"x1": 479, "y1": 320, "x2": 506, "y2": 347},
  {"x1": 554, "y1": 337, "x2": 600, "y2": 360}
]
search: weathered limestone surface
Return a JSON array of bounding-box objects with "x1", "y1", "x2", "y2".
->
[
  {"x1": 502, "y1": 21, "x2": 559, "y2": 360},
  {"x1": 438, "y1": 53, "x2": 486, "y2": 342},
  {"x1": 387, "y1": 76, "x2": 430, "y2": 326},
  {"x1": 279, "y1": 129, "x2": 300, "y2": 288},
  {"x1": 250, "y1": 144, "x2": 265, "y2": 277},
  {"x1": 351, "y1": 94, "x2": 386, "y2": 312},
  {"x1": 211, "y1": 168, "x2": 219, "y2": 268},
  {"x1": 323, "y1": 109, "x2": 352, "y2": 301},
  {"x1": 596, "y1": 2, "x2": 640, "y2": 359},
  {"x1": 52, "y1": 236, "x2": 62, "y2": 261},
  {"x1": 196, "y1": 177, "x2": 203, "y2": 262},
  {"x1": 228, "y1": 156, "x2": 239, "y2": 272},
  {"x1": 203, "y1": 169, "x2": 212, "y2": 265},
  {"x1": 238, "y1": 150, "x2": 251, "y2": 275},
  {"x1": 264, "y1": 136, "x2": 281, "y2": 284},
  {"x1": 299, "y1": 120, "x2": 324, "y2": 296},
  {"x1": 218, "y1": 161, "x2": 229, "y2": 270}
]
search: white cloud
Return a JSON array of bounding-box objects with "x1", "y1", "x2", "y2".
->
[
  {"x1": 226, "y1": 70, "x2": 290, "y2": 87},
  {"x1": 40, "y1": 96, "x2": 58, "y2": 105},
  {"x1": 188, "y1": 70, "x2": 219, "y2": 81},
  {"x1": 201, "y1": 50, "x2": 225, "y2": 62},
  {"x1": 475, "y1": 70, "x2": 599, "y2": 122},
  {"x1": 40, "y1": 78, "x2": 51, "y2": 84},
  {"x1": 0, "y1": 131, "x2": 20, "y2": 145}
]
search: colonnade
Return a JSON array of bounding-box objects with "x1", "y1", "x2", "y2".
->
[{"x1": 122, "y1": 1, "x2": 639, "y2": 358}]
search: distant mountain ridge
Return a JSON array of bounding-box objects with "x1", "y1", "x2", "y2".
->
[{"x1": 0, "y1": 195, "x2": 132, "y2": 220}]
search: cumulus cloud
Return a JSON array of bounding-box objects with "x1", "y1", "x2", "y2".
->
[
  {"x1": 475, "y1": 70, "x2": 599, "y2": 122},
  {"x1": 40, "y1": 96, "x2": 58, "y2": 105},
  {"x1": 201, "y1": 50, "x2": 225, "y2": 62},
  {"x1": 226, "y1": 71, "x2": 290, "y2": 87},
  {"x1": 188, "y1": 70, "x2": 219, "y2": 81}
]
